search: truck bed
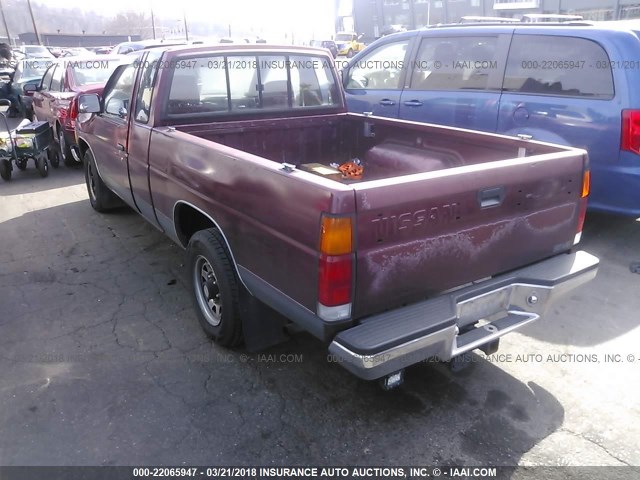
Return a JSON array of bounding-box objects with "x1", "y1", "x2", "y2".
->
[
  {"x1": 176, "y1": 113, "x2": 561, "y2": 182},
  {"x1": 173, "y1": 113, "x2": 587, "y2": 320}
]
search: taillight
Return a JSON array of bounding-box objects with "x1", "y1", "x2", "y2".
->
[
  {"x1": 317, "y1": 215, "x2": 353, "y2": 321},
  {"x1": 621, "y1": 109, "x2": 640, "y2": 154},
  {"x1": 575, "y1": 168, "x2": 590, "y2": 245},
  {"x1": 69, "y1": 97, "x2": 78, "y2": 121}
]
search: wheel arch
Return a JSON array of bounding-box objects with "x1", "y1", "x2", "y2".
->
[{"x1": 173, "y1": 200, "x2": 250, "y2": 293}]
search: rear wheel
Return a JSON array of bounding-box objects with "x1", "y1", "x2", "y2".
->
[
  {"x1": 0, "y1": 159, "x2": 11, "y2": 181},
  {"x1": 48, "y1": 146, "x2": 60, "y2": 168},
  {"x1": 36, "y1": 154, "x2": 48, "y2": 177},
  {"x1": 58, "y1": 127, "x2": 75, "y2": 167},
  {"x1": 16, "y1": 158, "x2": 27, "y2": 171},
  {"x1": 187, "y1": 229, "x2": 243, "y2": 347},
  {"x1": 84, "y1": 149, "x2": 121, "y2": 212}
]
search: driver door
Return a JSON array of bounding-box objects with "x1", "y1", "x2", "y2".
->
[
  {"x1": 343, "y1": 38, "x2": 414, "y2": 118},
  {"x1": 89, "y1": 63, "x2": 137, "y2": 206}
]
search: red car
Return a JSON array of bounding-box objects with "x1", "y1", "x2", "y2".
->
[{"x1": 29, "y1": 55, "x2": 123, "y2": 166}]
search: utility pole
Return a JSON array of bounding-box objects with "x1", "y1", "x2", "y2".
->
[
  {"x1": 183, "y1": 9, "x2": 189, "y2": 41},
  {"x1": 26, "y1": 0, "x2": 41, "y2": 45},
  {"x1": 0, "y1": 0, "x2": 10, "y2": 45},
  {"x1": 151, "y1": 7, "x2": 156, "y2": 39}
]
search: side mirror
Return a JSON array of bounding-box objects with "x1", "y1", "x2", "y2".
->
[
  {"x1": 0, "y1": 98, "x2": 10, "y2": 113},
  {"x1": 78, "y1": 93, "x2": 101, "y2": 114},
  {"x1": 23, "y1": 83, "x2": 37, "y2": 96}
]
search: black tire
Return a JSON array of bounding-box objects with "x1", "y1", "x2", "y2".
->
[
  {"x1": 48, "y1": 146, "x2": 60, "y2": 168},
  {"x1": 57, "y1": 126, "x2": 75, "y2": 167},
  {"x1": 0, "y1": 159, "x2": 11, "y2": 181},
  {"x1": 36, "y1": 155, "x2": 48, "y2": 177},
  {"x1": 187, "y1": 229, "x2": 243, "y2": 347},
  {"x1": 16, "y1": 158, "x2": 27, "y2": 171},
  {"x1": 84, "y1": 149, "x2": 121, "y2": 212}
]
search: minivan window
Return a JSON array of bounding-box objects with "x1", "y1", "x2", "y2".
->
[
  {"x1": 503, "y1": 35, "x2": 614, "y2": 99},
  {"x1": 409, "y1": 36, "x2": 500, "y2": 91},
  {"x1": 346, "y1": 40, "x2": 409, "y2": 90}
]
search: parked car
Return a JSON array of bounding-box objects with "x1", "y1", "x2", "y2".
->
[
  {"x1": 112, "y1": 39, "x2": 187, "y2": 54},
  {"x1": 310, "y1": 40, "x2": 338, "y2": 58},
  {"x1": 74, "y1": 44, "x2": 597, "y2": 388},
  {"x1": 17, "y1": 45, "x2": 55, "y2": 59},
  {"x1": 10, "y1": 58, "x2": 54, "y2": 119},
  {"x1": 29, "y1": 55, "x2": 123, "y2": 166},
  {"x1": 342, "y1": 24, "x2": 640, "y2": 217},
  {"x1": 335, "y1": 32, "x2": 366, "y2": 57},
  {"x1": 61, "y1": 47, "x2": 95, "y2": 57}
]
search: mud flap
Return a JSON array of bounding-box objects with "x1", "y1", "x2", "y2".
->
[{"x1": 239, "y1": 290, "x2": 289, "y2": 352}]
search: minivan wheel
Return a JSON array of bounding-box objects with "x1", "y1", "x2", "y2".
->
[{"x1": 187, "y1": 229, "x2": 243, "y2": 347}]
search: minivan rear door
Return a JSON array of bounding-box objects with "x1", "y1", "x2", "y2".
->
[
  {"x1": 497, "y1": 31, "x2": 620, "y2": 212},
  {"x1": 398, "y1": 31, "x2": 512, "y2": 132}
]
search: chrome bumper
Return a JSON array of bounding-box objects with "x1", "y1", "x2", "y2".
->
[{"x1": 329, "y1": 251, "x2": 599, "y2": 380}]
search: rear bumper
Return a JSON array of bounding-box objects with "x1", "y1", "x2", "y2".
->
[{"x1": 329, "y1": 251, "x2": 599, "y2": 380}]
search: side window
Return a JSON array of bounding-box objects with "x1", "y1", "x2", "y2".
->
[
  {"x1": 40, "y1": 65, "x2": 55, "y2": 92},
  {"x1": 346, "y1": 40, "x2": 409, "y2": 90},
  {"x1": 504, "y1": 35, "x2": 614, "y2": 99},
  {"x1": 409, "y1": 36, "x2": 500, "y2": 91},
  {"x1": 103, "y1": 64, "x2": 136, "y2": 119},
  {"x1": 134, "y1": 51, "x2": 162, "y2": 123},
  {"x1": 50, "y1": 64, "x2": 64, "y2": 91}
]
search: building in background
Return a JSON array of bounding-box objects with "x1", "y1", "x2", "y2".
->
[
  {"x1": 17, "y1": 32, "x2": 141, "y2": 47},
  {"x1": 338, "y1": 0, "x2": 640, "y2": 42}
]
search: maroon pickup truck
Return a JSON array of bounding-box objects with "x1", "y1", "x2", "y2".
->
[{"x1": 75, "y1": 45, "x2": 598, "y2": 388}]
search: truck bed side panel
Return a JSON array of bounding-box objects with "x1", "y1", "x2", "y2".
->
[{"x1": 148, "y1": 128, "x2": 355, "y2": 312}]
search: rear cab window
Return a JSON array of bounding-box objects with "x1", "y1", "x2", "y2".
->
[
  {"x1": 504, "y1": 34, "x2": 615, "y2": 99},
  {"x1": 164, "y1": 52, "x2": 341, "y2": 118}
]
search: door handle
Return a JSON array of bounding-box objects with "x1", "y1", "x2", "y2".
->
[
  {"x1": 403, "y1": 100, "x2": 423, "y2": 107},
  {"x1": 117, "y1": 143, "x2": 125, "y2": 151},
  {"x1": 379, "y1": 99, "x2": 396, "y2": 106}
]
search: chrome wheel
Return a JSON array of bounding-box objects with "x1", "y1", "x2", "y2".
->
[{"x1": 194, "y1": 255, "x2": 222, "y2": 326}]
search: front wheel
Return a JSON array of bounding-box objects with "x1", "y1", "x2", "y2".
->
[
  {"x1": 0, "y1": 159, "x2": 11, "y2": 181},
  {"x1": 187, "y1": 229, "x2": 243, "y2": 347},
  {"x1": 84, "y1": 149, "x2": 122, "y2": 212}
]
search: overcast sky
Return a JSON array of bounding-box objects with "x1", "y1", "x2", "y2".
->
[{"x1": 37, "y1": 0, "x2": 337, "y2": 37}]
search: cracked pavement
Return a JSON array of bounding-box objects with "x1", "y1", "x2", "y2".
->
[{"x1": 0, "y1": 165, "x2": 639, "y2": 469}]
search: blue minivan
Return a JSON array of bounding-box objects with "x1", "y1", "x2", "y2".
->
[{"x1": 342, "y1": 24, "x2": 640, "y2": 217}]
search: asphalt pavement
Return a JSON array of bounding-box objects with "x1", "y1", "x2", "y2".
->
[{"x1": 0, "y1": 161, "x2": 639, "y2": 469}]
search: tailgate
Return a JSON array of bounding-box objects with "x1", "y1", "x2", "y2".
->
[{"x1": 352, "y1": 150, "x2": 587, "y2": 319}]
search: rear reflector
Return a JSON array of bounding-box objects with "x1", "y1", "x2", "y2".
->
[
  {"x1": 320, "y1": 216, "x2": 352, "y2": 255},
  {"x1": 621, "y1": 110, "x2": 640, "y2": 155}
]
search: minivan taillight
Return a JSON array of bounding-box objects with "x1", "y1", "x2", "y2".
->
[
  {"x1": 317, "y1": 215, "x2": 353, "y2": 321},
  {"x1": 621, "y1": 110, "x2": 640, "y2": 154},
  {"x1": 575, "y1": 168, "x2": 590, "y2": 245}
]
